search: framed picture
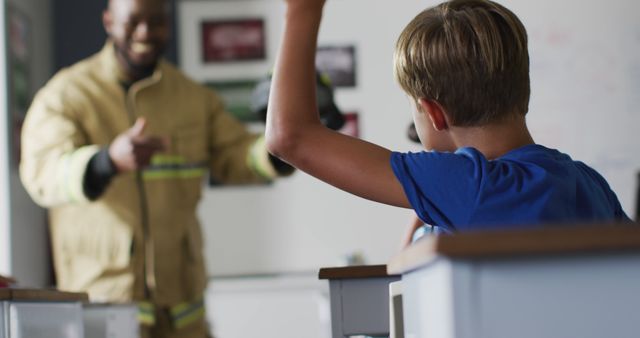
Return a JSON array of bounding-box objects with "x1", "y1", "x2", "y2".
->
[
  {"x1": 316, "y1": 45, "x2": 357, "y2": 88},
  {"x1": 201, "y1": 18, "x2": 266, "y2": 63},
  {"x1": 206, "y1": 80, "x2": 261, "y2": 122},
  {"x1": 179, "y1": 1, "x2": 284, "y2": 82}
]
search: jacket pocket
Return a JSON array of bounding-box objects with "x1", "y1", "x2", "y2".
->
[
  {"x1": 68, "y1": 218, "x2": 133, "y2": 271},
  {"x1": 55, "y1": 212, "x2": 135, "y2": 301}
]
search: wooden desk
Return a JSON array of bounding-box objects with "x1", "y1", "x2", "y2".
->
[
  {"x1": 388, "y1": 223, "x2": 640, "y2": 338},
  {"x1": 319, "y1": 265, "x2": 400, "y2": 338},
  {"x1": 1, "y1": 289, "x2": 137, "y2": 338},
  {"x1": 0, "y1": 288, "x2": 88, "y2": 302}
]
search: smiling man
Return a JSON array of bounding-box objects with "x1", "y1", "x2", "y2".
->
[
  {"x1": 19, "y1": 0, "x2": 293, "y2": 337},
  {"x1": 104, "y1": 0, "x2": 169, "y2": 82}
]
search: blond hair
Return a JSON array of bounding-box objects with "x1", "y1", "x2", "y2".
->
[{"x1": 394, "y1": 0, "x2": 530, "y2": 126}]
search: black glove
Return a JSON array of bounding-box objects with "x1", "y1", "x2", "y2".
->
[{"x1": 250, "y1": 70, "x2": 346, "y2": 131}]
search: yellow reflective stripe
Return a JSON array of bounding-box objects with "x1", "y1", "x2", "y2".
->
[
  {"x1": 319, "y1": 72, "x2": 333, "y2": 87},
  {"x1": 136, "y1": 299, "x2": 204, "y2": 329},
  {"x1": 171, "y1": 302, "x2": 190, "y2": 316},
  {"x1": 247, "y1": 136, "x2": 277, "y2": 180},
  {"x1": 151, "y1": 154, "x2": 186, "y2": 165},
  {"x1": 60, "y1": 146, "x2": 100, "y2": 203},
  {"x1": 138, "y1": 301, "x2": 156, "y2": 326},
  {"x1": 138, "y1": 312, "x2": 155, "y2": 326},
  {"x1": 146, "y1": 154, "x2": 206, "y2": 180},
  {"x1": 142, "y1": 168, "x2": 206, "y2": 180},
  {"x1": 170, "y1": 299, "x2": 205, "y2": 329},
  {"x1": 174, "y1": 307, "x2": 205, "y2": 329}
]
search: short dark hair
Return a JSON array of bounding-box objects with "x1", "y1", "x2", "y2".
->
[{"x1": 394, "y1": 0, "x2": 530, "y2": 126}]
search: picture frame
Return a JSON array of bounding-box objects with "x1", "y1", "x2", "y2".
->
[
  {"x1": 316, "y1": 45, "x2": 357, "y2": 88},
  {"x1": 178, "y1": 1, "x2": 284, "y2": 83},
  {"x1": 201, "y1": 18, "x2": 266, "y2": 63}
]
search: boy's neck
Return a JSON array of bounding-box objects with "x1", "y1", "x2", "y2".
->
[{"x1": 449, "y1": 115, "x2": 534, "y2": 160}]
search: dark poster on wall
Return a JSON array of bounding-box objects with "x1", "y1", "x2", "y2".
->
[
  {"x1": 316, "y1": 45, "x2": 357, "y2": 88},
  {"x1": 8, "y1": 6, "x2": 32, "y2": 167}
]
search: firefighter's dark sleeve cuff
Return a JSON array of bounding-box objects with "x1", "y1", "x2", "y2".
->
[
  {"x1": 268, "y1": 153, "x2": 295, "y2": 176},
  {"x1": 83, "y1": 147, "x2": 118, "y2": 200}
]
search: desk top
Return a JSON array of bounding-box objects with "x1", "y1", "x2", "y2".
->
[
  {"x1": 319, "y1": 264, "x2": 399, "y2": 280},
  {"x1": 0, "y1": 288, "x2": 88, "y2": 302},
  {"x1": 388, "y1": 223, "x2": 640, "y2": 274}
]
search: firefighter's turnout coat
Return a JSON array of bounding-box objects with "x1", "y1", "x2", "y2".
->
[{"x1": 20, "y1": 42, "x2": 279, "y2": 320}]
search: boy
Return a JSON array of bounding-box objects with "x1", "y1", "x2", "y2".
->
[{"x1": 265, "y1": 0, "x2": 630, "y2": 233}]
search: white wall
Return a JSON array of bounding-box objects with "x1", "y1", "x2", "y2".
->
[
  {"x1": 178, "y1": 0, "x2": 640, "y2": 276},
  {"x1": 4, "y1": 0, "x2": 52, "y2": 287}
]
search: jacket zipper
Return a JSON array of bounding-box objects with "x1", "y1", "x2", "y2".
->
[{"x1": 125, "y1": 81, "x2": 157, "y2": 300}]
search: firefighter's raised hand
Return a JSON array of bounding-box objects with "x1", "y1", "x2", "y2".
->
[{"x1": 109, "y1": 118, "x2": 168, "y2": 173}]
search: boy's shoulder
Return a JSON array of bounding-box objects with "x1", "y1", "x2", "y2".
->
[
  {"x1": 390, "y1": 145, "x2": 578, "y2": 191},
  {"x1": 392, "y1": 144, "x2": 565, "y2": 167}
]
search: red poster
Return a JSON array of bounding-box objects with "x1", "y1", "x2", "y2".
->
[{"x1": 201, "y1": 19, "x2": 266, "y2": 63}]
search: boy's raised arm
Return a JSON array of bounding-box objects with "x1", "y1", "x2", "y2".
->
[{"x1": 265, "y1": 0, "x2": 410, "y2": 208}]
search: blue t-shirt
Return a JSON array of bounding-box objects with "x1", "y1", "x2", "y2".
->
[{"x1": 391, "y1": 145, "x2": 630, "y2": 233}]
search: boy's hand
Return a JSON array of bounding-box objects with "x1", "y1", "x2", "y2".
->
[
  {"x1": 284, "y1": 0, "x2": 325, "y2": 10},
  {"x1": 109, "y1": 118, "x2": 168, "y2": 173},
  {"x1": 283, "y1": 0, "x2": 326, "y2": 18}
]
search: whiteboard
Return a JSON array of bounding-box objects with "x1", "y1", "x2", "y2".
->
[{"x1": 178, "y1": 0, "x2": 640, "y2": 276}]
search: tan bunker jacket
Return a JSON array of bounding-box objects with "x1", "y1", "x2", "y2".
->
[{"x1": 20, "y1": 43, "x2": 278, "y2": 314}]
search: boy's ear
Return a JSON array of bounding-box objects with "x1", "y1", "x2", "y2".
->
[{"x1": 418, "y1": 98, "x2": 448, "y2": 131}]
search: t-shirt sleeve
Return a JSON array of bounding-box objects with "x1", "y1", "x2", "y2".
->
[
  {"x1": 390, "y1": 149, "x2": 486, "y2": 232},
  {"x1": 575, "y1": 162, "x2": 633, "y2": 222}
]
